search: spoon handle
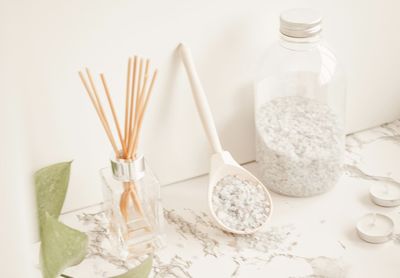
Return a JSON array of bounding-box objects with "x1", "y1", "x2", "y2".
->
[{"x1": 179, "y1": 43, "x2": 223, "y2": 154}]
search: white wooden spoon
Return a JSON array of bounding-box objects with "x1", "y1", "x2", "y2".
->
[{"x1": 178, "y1": 43, "x2": 273, "y2": 234}]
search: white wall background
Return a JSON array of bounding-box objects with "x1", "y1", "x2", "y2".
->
[
  {"x1": 3, "y1": 0, "x2": 400, "y2": 212},
  {"x1": 0, "y1": 1, "x2": 37, "y2": 274}
]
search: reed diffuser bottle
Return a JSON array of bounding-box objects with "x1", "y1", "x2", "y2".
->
[
  {"x1": 101, "y1": 155, "x2": 164, "y2": 258},
  {"x1": 79, "y1": 56, "x2": 164, "y2": 258}
]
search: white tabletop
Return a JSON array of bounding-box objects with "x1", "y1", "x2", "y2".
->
[{"x1": 35, "y1": 120, "x2": 400, "y2": 277}]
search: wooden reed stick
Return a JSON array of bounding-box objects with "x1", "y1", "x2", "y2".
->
[
  {"x1": 142, "y1": 70, "x2": 158, "y2": 117},
  {"x1": 127, "y1": 56, "x2": 138, "y2": 157},
  {"x1": 134, "y1": 59, "x2": 147, "y2": 125},
  {"x1": 129, "y1": 61, "x2": 151, "y2": 157},
  {"x1": 123, "y1": 58, "x2": 133, "y2": 155},
  {"x1": 136, "y1": 58, "x2": 144, "y2": 109},
  {"x1": 120, "y1": 181, "x2": 145, "y2": 222},
  {"x1": 78, "y1": 71, "x2": 119, "y2": 155},
  {"x1": 132, "y1": 70, "x2": 158, "y2": 155},
  {"x1": 120, "y1": 189, "x2": 129, "y2": 221},
  {"x1": 141, "y1": 59, "x2": 150, "y2": 96},
  {"x1": 100, "y1": 74, "x2": 126, "y2": 155},
  {"x1": 85, "y1": 68, "x2": 120, "y2": 154},
  {"x1": 127, "y1": 58, "x2": 143, "y2": 158},
  {"x1": 86, "y1": 69, "x2": 108, "y2": 122},
  {"x1": 138, "y1": 59, "x2": 150, "y2": 115},
  {"x1": 129, "y1": 182, "x2": 145, "y2": 216}
]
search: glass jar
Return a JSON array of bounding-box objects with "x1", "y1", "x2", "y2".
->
[
  {"x1": 255, "y1": 9, "x2": 346, "y2": 197},
  {"x1": 100, "y1": 154, "x2": 164, "y2": 259}
]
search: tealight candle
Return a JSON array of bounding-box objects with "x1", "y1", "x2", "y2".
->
[
  {"x1": 356, "y1": 213, "x2": 394, "y2": 243},
  {"x1": 370, "y1": 183, "x2": 400, "y2": 207}
]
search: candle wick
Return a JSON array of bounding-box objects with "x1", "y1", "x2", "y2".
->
[
  {"x1": 371, "y1": 213, "x2": 377, "y2": 226},
  {"x1": 384, "y1": 184, "x2": 389, "y2": 194}
]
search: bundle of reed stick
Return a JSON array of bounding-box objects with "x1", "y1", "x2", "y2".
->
[{"x1": 78, "y1": 56, "x2": 158, "y2": 222}]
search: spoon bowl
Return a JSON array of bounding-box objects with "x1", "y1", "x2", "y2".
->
[{"x1": 209, "y1": 151, "x2": 273, "y2": 234}]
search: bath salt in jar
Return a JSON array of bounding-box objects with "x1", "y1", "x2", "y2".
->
[{"x1": 254, "y1": 9, "x2": 346, "y2": 197}]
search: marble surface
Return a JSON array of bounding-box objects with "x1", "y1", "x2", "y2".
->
[{"x1": 36, "y1": 120, "x2": 400, "y2": 277}]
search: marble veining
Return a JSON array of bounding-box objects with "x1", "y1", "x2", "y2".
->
[
  {"x1": 153, "y1": 255, "x2": 192, "y2": 278},
  {"x1": 163, "y1": 209, "x2": 220, "y2": 257},
  {"x1": 344, "y1": 164, "x2": 400, "y2": 187},
  {"x1": 68, "y1": 207, "x2": 344, "y2": 277}
]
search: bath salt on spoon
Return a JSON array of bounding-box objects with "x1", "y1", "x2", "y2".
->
[
  {"x1": 212, "y1": 175, "x2": 271, "y2": 232},
  {"x1": 179, "y1": 43, "x2": 273, "y2": 234}
]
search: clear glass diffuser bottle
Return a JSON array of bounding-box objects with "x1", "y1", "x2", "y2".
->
[
  {"x1": 101, "y1": 154, "x2": 164, "y2": 258},
  {"x1": 255, "y1": 9, "x2": 346, "y2": 197}
]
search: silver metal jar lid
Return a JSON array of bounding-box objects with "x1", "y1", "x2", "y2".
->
[
  {"x1": 280, "y1": 9, "x2": 322, "y2": 38},
  {"x1": 110, "y1": 154, "x2": 145, "y2": 182}
]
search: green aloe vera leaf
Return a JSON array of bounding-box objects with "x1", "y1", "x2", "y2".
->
[
  {"x1": 111, "y1": 255, "x2": 153, "y2": 278},
  {"x1": 35, "y1": 161, "x2": 72, "y2": 225},
  {"x1": 40, "y1": 213, "x2": 88, "y2": 278}
]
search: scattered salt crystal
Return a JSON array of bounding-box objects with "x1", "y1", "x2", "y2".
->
[
  {"x1": 212, "y1": 175, "x2": 270, "y2": 232},
  {"x1": 256, "y1": 96, "x2": 344, "y2": 197}
]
